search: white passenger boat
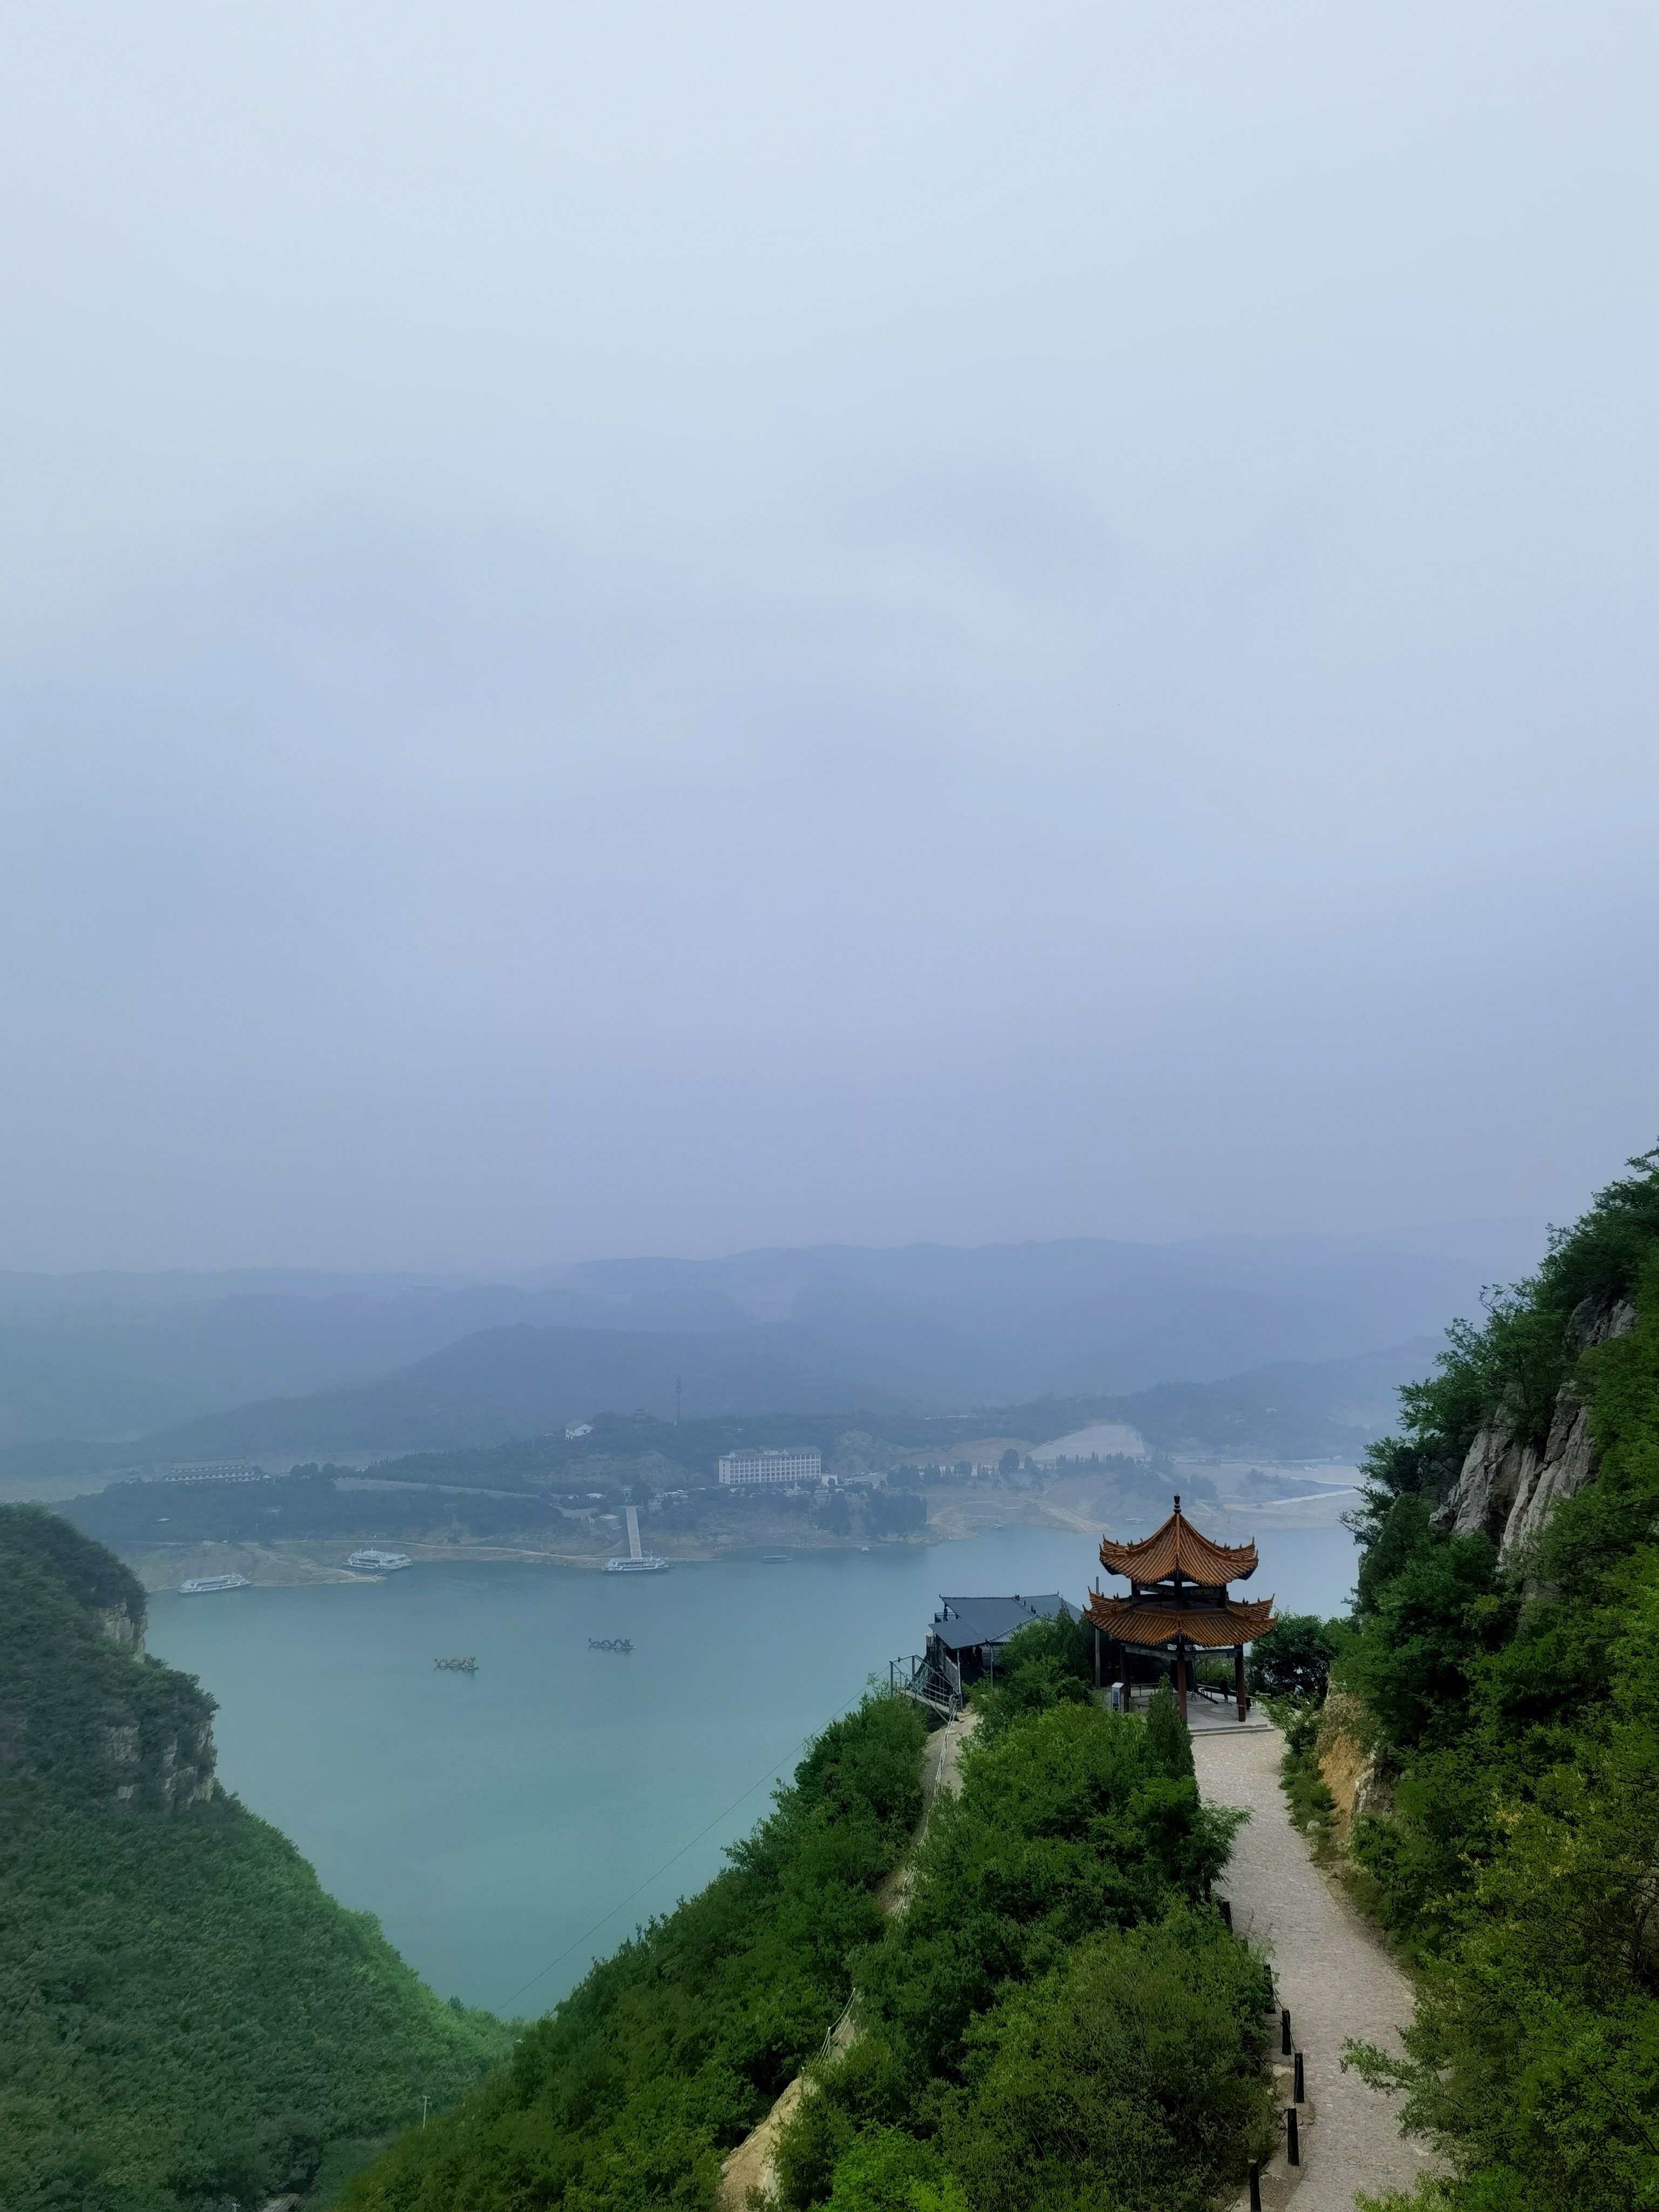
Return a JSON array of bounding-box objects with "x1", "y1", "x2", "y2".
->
[
  {"x1": 179, "y1": 1574, "x2": 251, "y2": 1595},
  {"x1": 346, "y1": 1548, "x2": 413, "y2": 1572},
  {"x1": 605, "y1": 1503, "x2": 666, "y2": 1570}
]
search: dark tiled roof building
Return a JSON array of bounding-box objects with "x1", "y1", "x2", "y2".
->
[{"x1": 926, "y1": 1592, "x2": 1076, "y2": 1674}]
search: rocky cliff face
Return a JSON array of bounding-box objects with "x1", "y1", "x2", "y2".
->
[
  {"x1": 1432, "y1": 1298, "x2": 1637, "y2": 1559},
  {"x1": 101, "y1": 1711, "x2": 217, "y2": 1809},
  {"x1": 0, "y1": 1503, "x2": 215, "y2": 1811},
  {"x1": 1316, "y1": 1687, "x2": 1394, "y2": 1842},
  {"x1": 92, "y1": 1599, "x2": 145, "y2": 1654}
]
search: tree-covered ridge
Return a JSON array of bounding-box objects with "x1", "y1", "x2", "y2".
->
[
  {"x1": 342, "y1": 1694, "x2": 929, "y2": 2211},
  {"x1": 1298, "y1": 1148, "x2": 1659, "y2": 2212},
  {"x1": 772, "y1": 1691, "x2": 1266, "y2": 2212},
  {"x1": 1355, "y1": 1143, "x2": 1659, "y2": 1514},
  {"x1": 350, "y1": 1605, "x2": 1274, "y2": 2212},
  {"x1": 0, "y1": 1505, "x2": 214, "y2": 1809},
  {"x1": 0, "y1": 1507, "x2": 508, "y2": 2211},
  {"x1": 1, "y1": 1500, "x2": 147, "y2": 1620}
]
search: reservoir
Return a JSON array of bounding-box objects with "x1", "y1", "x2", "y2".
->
[{"x1": 146, "y1": 1520, "x2": 1357, "y2": 2016}]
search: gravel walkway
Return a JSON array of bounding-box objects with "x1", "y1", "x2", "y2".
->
[{"x1": 1193, "y1": 1724, "x2": 1441, "y2": 2211}]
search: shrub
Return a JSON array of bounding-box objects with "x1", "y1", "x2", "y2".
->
[
  {"x1": 1247, "y1": 1613, "x2": 1348, "y2": 1702},
  {"x1": 938, "y1": 1909, "x2": 1273, "y2": 2212},
  {"x1": 1145, "y1": 1678, "x2": 1195, "y2": 1779}
]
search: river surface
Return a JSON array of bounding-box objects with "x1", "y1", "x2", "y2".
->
[{"x1": 146, "y1": 1522, "x2": 1357, "y2": 2016}]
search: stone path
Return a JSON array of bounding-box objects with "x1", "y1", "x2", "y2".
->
[{"x1": 1194, "y1": 1725, "x2": 1441, "y2": 2211}]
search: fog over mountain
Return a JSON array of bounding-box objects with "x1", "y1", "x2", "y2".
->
[
  {"x1": 0, "y1": 1220, "x2": 1539, "y2": 1449},
  {"x1": 3, "y1": 6, "x2": 1657, "y2": 1280}
]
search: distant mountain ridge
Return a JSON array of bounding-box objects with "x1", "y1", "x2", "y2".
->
[
  {"x1": 44, "y1": 1328, "x2": 1441, "y2": 1472},
  {"x1": 0, "y1": 1223, "x2": 1537, "y2": 1448},
  {"x1": 131, "y1": 1321, "x2": 938, "y2": 1458}
]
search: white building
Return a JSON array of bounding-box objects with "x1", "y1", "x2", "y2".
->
[{"x1": 717, "y1": 1446, "x2": 822, "y2": 1487}]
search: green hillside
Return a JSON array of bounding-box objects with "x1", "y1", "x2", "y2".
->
[
  {"x1": 0, "y1": 1506, "x2": 509, "y2": 2211},
  {"x1": 343, "y1": 1648, "x2": 1268, "y2": 2212},
  {"x1": 1284, "y1": 1147, "x2": 1659, "y2": 2211}
]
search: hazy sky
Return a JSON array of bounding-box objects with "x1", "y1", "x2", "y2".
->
[{"x1": 3, "y1": 4, "x2": 1656, "y2": 1271}]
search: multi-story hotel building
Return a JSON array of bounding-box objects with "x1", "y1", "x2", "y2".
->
[{"x1": 717, "y1": 1447, "x2": 822, "y2": 1487}]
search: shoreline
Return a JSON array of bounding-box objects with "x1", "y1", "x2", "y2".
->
[{"x1": 124, "y1": 1478, "x2": 1353, "y2": 1591}]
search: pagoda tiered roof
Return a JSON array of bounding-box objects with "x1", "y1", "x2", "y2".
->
[
  {"x1": 1085, "y1": 1593, "x2": 1277, "y2": 1648},
  {"x1": 1085, "y1": 1495, "x2": 1274, "y2": 1655},
  {"x1": 1097, "y1": 1500, "x2": 1258, "y2": 1586}
]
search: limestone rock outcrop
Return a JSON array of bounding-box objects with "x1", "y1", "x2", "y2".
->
[
  {"x1": 1432, "y1": 1299, "x2": 1636, "y2": 1560},
  {"x1": 1316, "y1": 1688, "x2": 1394, "y2": 1842},
  {"x1": 93, "y1": 1598, "x2": 145, "y2": 1653}
]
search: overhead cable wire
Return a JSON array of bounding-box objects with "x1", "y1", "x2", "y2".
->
[{"x1": 498, "y1": 1714, "x2": 847, "y2": 2011}]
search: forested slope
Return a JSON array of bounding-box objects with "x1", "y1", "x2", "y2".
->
[
  {"x1": 1286, "y1": 1147, "x2": 1659, "y2": 2212},
  {"x1": 347, "y1": 1628, "x2": 1273, "y2": 2212},
  {"x1": 0, "y1": 1507, "x2": 507, "y2": 2211}
]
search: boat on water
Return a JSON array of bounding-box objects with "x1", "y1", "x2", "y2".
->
[
  {"x1": 434, "y1": 1656, "x2": 477, "y2": 1673},
  {"x1": 606, "y1": 1503, "x2": 666, "y2": 1572},
  {"x1": 761, "y1": 1553, "x2": 791, "y2": 1565},
  {"x1": 346, "y1": 1548, "x2": 412, "y2": 1572},
  {"x1": 179, "y1": 1574, "x2": 251, "y2": 1595},
  {"x1": 589, "y1": 1636, "x2": 633, "y2": 1653}
]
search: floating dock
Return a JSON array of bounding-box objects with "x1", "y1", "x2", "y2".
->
[{"x1": 605, "y1": 1502, "x2": 667, "y2": 1573}]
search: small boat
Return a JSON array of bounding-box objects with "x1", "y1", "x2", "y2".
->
[
  {"x1": 588, "y1": 1636, "x2": 633, "y2": 1653},
  {"x1": 346, "y1": 1549, "x2": 412, "y2": 1572},
  {"x1": 179, "y1": 1574, "x2": 251, "y2": 1595},
  {"x1": 434, "y1": 1656, "x2": 477, "y2": 1673},
  {"x1": 761, "y1": 1554, "x2": 790, "y2": 1565},
  {"x1": 604, "y1": 1555, "x2": 668, "y2": 1573}
]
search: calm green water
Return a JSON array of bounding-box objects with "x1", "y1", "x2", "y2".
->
[{"x1": 146, "y1": 1523, "x2": 1356, "y2": 2015}]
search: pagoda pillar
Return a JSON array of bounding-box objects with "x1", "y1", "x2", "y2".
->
[
  {"x1": 1234, "y1": 1642, "x2": 1247, "y2": 1722},
  {"x1": 1176, "y1": 1638, "x2": 1189, "y2": 1724},
  {"x1": 1093, "y1": 1625, "x2": 1101, "y2": 1688}
]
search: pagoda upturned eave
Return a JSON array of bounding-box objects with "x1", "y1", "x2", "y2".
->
[
  {"x1": 1084, "y1": 1591, "x2": 1276, "y2": 1650},
  {"x1": 1096, "y1": 1497, "x2": 1258, "y2": 1587}
]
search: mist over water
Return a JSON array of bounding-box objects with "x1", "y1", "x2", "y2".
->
[{"x1": 147, "y1": 1525, "x2": 1355, "y2": 2012}]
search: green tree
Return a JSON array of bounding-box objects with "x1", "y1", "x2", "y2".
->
[
  {"x1": 1145, "y1": 1678, "x2": 1195, "y2": 1779},
  {"x1": 1339, "y1": 1534, "x2": 1512, "y2": 1750},
  {"x1": 1247, "y1": 1614, "x2": 1348, "y2": 1702},
  {"x1": 0, "y1": 1508, "x2": 507, "y2": 2212},
  {"x1": 822, "y1": 2127, "x2": 967, "y2": 2212},
  {"x1": 1326, "y1": 1156, "x2": 1659, "y2": 2210}
]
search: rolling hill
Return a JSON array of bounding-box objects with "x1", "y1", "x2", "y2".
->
[
  {"x1": 0, "y1": 1223, "x2": 1539, "y2": 1448},
  {"x1": 127, "y1": 1321, "x2": 938, "y2": 1458}
]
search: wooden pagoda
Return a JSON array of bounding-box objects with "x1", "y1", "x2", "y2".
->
[{"x1": 1083, "y1": 1496, "x2": 1274, "y2": 1724}]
